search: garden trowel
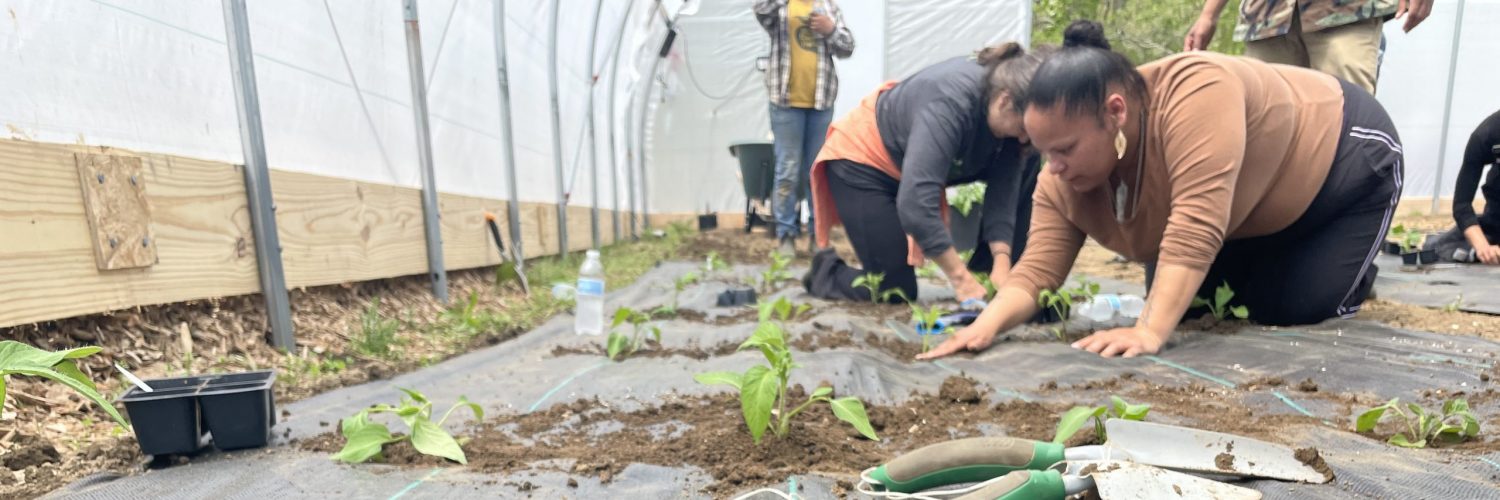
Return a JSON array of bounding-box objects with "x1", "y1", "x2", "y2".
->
[
  {"x1": 860, "y1": 419, "x2": 1328, "y2": 494},
  {"x1": 485, "y1": 212, "x2": 530, "y2": 295},
  {"x1": 947, "y1": 461, "x2": 1262, "y2": 500}
]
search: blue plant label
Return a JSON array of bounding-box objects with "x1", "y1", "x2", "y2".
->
[{"x1": 576, "y1": 278, "x2": 605, "y2": 296}]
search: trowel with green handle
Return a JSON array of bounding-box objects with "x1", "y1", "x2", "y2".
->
[
  {"x1": 859, "y1": 419, "x2": 1328, "y2": 495},
  {"x1": 944, "y1": 461, "x2": 1262, "y2": 500}
]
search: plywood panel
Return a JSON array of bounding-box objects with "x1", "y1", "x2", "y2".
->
[
  {"x1": 74, "y1": 153, "x2": 158, "y2": 270},
  {"x1": 0, "y1": 141, "x2": 259, "y2": 327}
]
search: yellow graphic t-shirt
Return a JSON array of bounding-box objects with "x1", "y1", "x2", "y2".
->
[{"x1": 786, "y1": 0, "x2": 818, "y2": 108}]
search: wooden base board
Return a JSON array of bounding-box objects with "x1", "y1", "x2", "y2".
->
[{"x1": 0, "y1": 138, "x2": 666, "y2": 327}]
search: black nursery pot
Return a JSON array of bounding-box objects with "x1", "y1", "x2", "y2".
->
[
  {"x1": 716, "y1": 288, "x2": 758, "y2": 307},
  {"x1": 1400, "y1": 252, "x2": 1419, "y2": 266},
  {"x1": 119, "y1": 370, "x2": 277, "y2": 456},
  {"x1": 1418, "y1": 249, "x2": 1439, "y2": 265},
  {"x1": 698, "y1": 213, "x2": 718, "y2": 231},
  {"x1": 197, "y1": 370, "x2": 277, "y2": 450},
  {"x1": 1383, "y1": 241, "x2": 1403, "y2": 256},
  {"x1": 120, "y1": 376, "x2": 212, "y2": 456}
]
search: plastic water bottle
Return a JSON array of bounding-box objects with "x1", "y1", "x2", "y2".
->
[
  {"x1": 575, "y1": 250, "x2": 605, "y2": 335},
  {"x1": 1075, "y1": 294, "x2": 1145, "y2": 323}
]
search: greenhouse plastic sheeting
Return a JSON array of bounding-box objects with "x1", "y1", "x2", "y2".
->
[{"x1": 51, "y1": 264, "x2": 1500, "y2": 499}]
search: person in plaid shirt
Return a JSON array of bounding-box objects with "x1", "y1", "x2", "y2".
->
[
  {"x1": 753, "y1": 0, "x2": 854, "y2": 256},
  {"x1": 1183, "y1": 0, "x2": 1432, "y2": 93}
]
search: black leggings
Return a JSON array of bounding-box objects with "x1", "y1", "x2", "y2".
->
[
  {"x1": 1147, "y1": 80, "x2": 1403, "y2": 325},
  {"x1": 808, "y1": 159, "x2": 1035, "y2": 302}
]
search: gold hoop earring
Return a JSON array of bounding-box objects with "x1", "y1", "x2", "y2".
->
[{"x1": 1114, "y1": 129, "x2": 1127, "y2": 160}]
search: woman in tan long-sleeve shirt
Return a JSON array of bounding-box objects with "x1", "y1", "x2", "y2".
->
[{"x1": 922, "y1": 24, "x2": 1404, "y2": 360}]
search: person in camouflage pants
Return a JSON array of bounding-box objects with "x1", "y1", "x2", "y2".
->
[{"x1": 1184, "y1": 0, "x2": 1433, "y2": 93}]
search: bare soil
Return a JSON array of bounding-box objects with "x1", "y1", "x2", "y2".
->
[{"x1": 302, "y1": 376, "x2": 1088, "y2": 496}]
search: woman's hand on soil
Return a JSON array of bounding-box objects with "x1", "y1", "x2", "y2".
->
[
  {"x1": 916, "y1": 324, "x2": 994, "y2": 360},
  {"x1": 1477, "y1": 244, "x2": 1500, "y2": 265},
  {"x1": 1071, "y1": 326, "x2": 1166, "y2": 358}
]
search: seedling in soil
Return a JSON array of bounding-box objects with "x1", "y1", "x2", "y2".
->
[
  {"x1": 1389, "y1": 224, "x2": 1424, "y2": 254},
  {"x1": 760, "y1": 251, "x2": 795, "y2": 293},
  {"x1": 333, "y1": 388, "x2": 483, "y2": 464},
  {"x1": 852, "y1": 272, "x2": 887, "y2": 303},
  {"x1": 653, "y1": 272, "x2": 700, "y2": 318},
  {"x1": 1355, "y1": 397, "x2": 1479, "y2": 448},
  {"x1": 695, "y1": 297, "x2": 878, "y2": 444},
  {"x1": 606, "y1": 307, "x2": 661, "y2": 361},
  {"x1": 439, "y1": 291, "x2": 485, "y2": 337},
  {"x1": 0, "y1": 341, "x2": 128, "y2": 428},
  {"x1": 1192, "y1": 281, "x2": 1249, "y2": 321},
  {"x1": 704, "y1": 251, "x2": 729, "y2": 275},
  {"x1": 910, "y1": 304, "x2": 951, "y2": 353},
  {"x1": 880, "y1": 287, "x2": 912, "y2": 304},
  {"x1": 355, "y1": 298, "x2": 400, "y2": 358},
  {"x1": 1052, "y1": 395, "x2": 1150, "y2": 444},
  {"x1": 1036, "y1": 278, "x2": 1101, "y2": 340},
  {"x1": 974, "y1": 272, "x2": 997, "y2": 299}
]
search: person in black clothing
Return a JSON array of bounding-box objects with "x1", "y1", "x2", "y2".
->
[
  {"x1": 1427, "y1": 109, "x2": 1500, "y2": 264},
  {"x1": 802, "y1": 36, "x2": 1063, "y2": 305}
]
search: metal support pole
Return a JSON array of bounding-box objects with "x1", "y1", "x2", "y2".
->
[
  {"x1": 606, "y1": 0, "x2": 637, "y2": 243},
  {"x1": 403, "y1": 0, "x2": 450, "y2": 303},
  {"x1": 625, "y1": 86, "x2": 639, "y2": 240},
  {"x1": 586, "y1": 0, "x2": 605, "y2": 248},
  {"x1": 1431, "y1": 0, "x2": 1466, "y2": 214},
  {"x1": 493, "y1": 0, "x2": 524, "y2": 263},
  {"x1": 548, "y1": 0, "x2": 569, "y2": 254},
  {"x1": 221, "y1": 0, "x2": 295, "y2": 350},
  {"x1": 638, "y1": 33, "x2": 666, "y2": 232}
]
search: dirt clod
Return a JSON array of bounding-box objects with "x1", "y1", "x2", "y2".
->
[
  {"x1": 1294, "y1": 447, "x2": 1335, "y2": 482},
  {"x1": 938, "y1": 376, "x2": 982, "y2": 404},
  {"x1": 1, "y1": 435, "x2": 61, "y2": 470},
  {"x1": 1214, "y1": 452, "x2": 1235, "y2": 471},
  {"x1": 1297, "y1": 378, "x2": 1319, "y2": 392}
]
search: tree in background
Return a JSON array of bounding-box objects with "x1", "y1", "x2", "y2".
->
[{"x1": 1033, "y1": 0, "x2": 1245, "y2": 65}]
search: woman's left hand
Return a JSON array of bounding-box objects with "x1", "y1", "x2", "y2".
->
[{"x1": 1071, "y1": 326, "x2": 1167, "y2": 358}]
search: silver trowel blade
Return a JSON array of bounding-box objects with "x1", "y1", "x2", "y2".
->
[
  {"x1": 1077, "y1": 461, "x2": 1263, "y2": 500},
  {"x1": 1104, "y1": 419, "x2": 1331, "y2": 483}
]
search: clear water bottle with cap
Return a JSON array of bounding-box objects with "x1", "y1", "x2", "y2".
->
[
  {"x1": 575, "y1": 250, "x2": 605, "y2": 335},
  {"x1": 1076, "y1": 294, "x2": 1145, "y2": 323}
]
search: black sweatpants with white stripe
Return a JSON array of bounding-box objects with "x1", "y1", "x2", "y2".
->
[{"x1": 1150, "y1": 79, "x2": 1404, "y2": 326}]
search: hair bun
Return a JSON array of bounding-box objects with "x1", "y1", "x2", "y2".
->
[{"x1": 1062, "y1": 20, "x2": 1110, "y2": 50}]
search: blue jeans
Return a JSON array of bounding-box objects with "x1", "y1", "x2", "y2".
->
[{"x1": 769, "y1": 103, "x2": 834, "y2": 239}]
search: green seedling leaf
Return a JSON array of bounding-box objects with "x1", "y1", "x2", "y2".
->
[
  {"x1": 334, "y1": 413, "x2": 400, "y2": 463},
  {"x1": 1355, "y1": 399, "x2": 1397, "y2": 432},
  {"x1": 810, "y1": 386, "x2": 833, "y2": 399},
  {"x1": 611, "y1": 308, "x2": 633, "y2": 328},
  {"x1": 1215, "y1": 282, "x2": 1234, "y2": 309},
  {"x1": 740, "y1": 366, "x2": 778, "y2": 444},
  {"x1": 1190, "y1": 297, "x2": 1210, "y2": 309},
  {"x1": 829, "y1": 396, "x2": 879, "y2": 441},
  {"x1": 694, "y1": 371, "x2": 744, "y2": 390},
  {"x1": 439, "y1": 395, "x2": 484, "y2": 426},
  {"x1": 398, "y1": 387, "x2": 430, "y2": 405},
  {"x1": 1443, "y1": 398, "x2": 1469, "y2": 416},
  {"x1": 1388, "y1": 433, "x2": 1425, "y2": 448},
  {"x1": 606, "y1": 332, "x2": 629, "y2": 361},
  {"x1": 1230, "y1": 306, "x2": 1249, "y2": 319},
  {"x1": 0, "y1": 341, "x2": 128, "y2": 427},
  {"x1": 1054, "y1": 406, "x2": 1107, "y2": 444},
  {"x1": 410, "y1": 417, "x2": 467, "y2": 464}
]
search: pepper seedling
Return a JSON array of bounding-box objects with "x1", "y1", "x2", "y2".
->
[
  {"x1": 1356, "y1": 397, "x2": 1479, "y2": 448},
  {"x1": 653, "y1": 272, "x2": 699, "y2": 318},
  {"x1": 606, "y1": 307, "x2": 660, "y2": 361},
  {"x1": 852, "y1": 272, "x2": 886, "y2": 303},
  {"x1": 332, "y1": 388, "x2": 482, "y2": 464},
  {"x1": 1388, "y1": 224, "x2": 1424, "y2": 254},
  {"x1": 1192, "y1": 281, "x2": 1249, "y2": 321},
  {"x1": 1053, "y1": 395, "x2": 1150, "y2": 444},
  {"x1": 760, "y1": 251, "x2": 795, "y2": 293},
  {"x1": 910, "y1": 304, "x2": 950, "y2": 353},
  {"x1": 695, "y1": 297, "x2": 878, "y2": 444}
]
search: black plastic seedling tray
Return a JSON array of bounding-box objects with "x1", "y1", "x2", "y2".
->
[{"x1": 118, "y1": 370, "x2": 277, "y2": 456}]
